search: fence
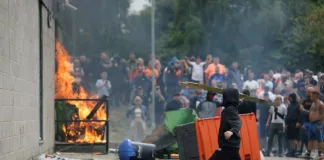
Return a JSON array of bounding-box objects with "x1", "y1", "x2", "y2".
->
[{"x1": 54, "y1": 98, "x2": 109, "y2": 153}]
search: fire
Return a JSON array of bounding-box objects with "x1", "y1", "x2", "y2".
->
[{"x1": 55, "y1": 41, "x2": 107, "y2": 143}]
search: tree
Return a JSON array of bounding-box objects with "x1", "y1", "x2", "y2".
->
[
  {"x1": 156, "y1": 0, "x2": 290, "y2": 72},
  {"x1": 59, "y1": 0, "x2": 131, "y2": 57},
  {"x1": 153, "y1": 0, "x2": 324, "y2": 72},
  {"x1": 57, "y1": 0, "x2": 324, "y2": 72},
  {"x1": 280, "y1": 1, "x2": 324, "y2": 71}
]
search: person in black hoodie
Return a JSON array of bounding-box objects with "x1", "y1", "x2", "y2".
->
[
  {"x1": 209, "y1": 88, "x2": 242, "y2": 160},
  {"x1": 238, "y1": 89, "x2": 257, "y2": 120},
  {"x1": 285, "y1": 93, "x2": 301, "y2": 157}
]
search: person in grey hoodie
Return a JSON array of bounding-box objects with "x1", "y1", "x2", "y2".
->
[
  {"x1": 209, "y1": 88, "x2": 242, "y2": 160},
  {"x1": 196, "y1": 91, "x2": 221, "y2": 118}
]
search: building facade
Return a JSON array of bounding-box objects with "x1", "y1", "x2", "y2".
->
[{"x1": 0, "y1": 0, "x2": 55, "y2": 159}]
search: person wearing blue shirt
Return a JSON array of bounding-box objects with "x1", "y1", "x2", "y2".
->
[{"x1": 209, "y1": 66, "x2": 225, "y2": 86}]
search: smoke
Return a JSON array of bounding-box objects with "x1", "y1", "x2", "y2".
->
[
  {"x1": 211, "y1": 0, "x2": 311, "y2": 73},
  {"x1": 207, "y1": 0, "x2": 291, "y2": 73},
  {"x1": 151, "y1": 0, "x2": 310, "y2": 73}
]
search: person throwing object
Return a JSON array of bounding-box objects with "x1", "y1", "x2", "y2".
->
[{"x1": 209, "y1": 88, "x2": 242, "y2": 160}]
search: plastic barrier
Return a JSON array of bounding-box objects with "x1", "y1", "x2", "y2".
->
[
  {"x1": 215, "y1": 107, "x2": 222, "y2": 116},
  {"x1": 196, "y1": 113, "x2": 260, "y2": 160}
]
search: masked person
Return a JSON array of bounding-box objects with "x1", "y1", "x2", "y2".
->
[
  {"x1": 209, "y1": 88, "x2": 242, "y2": 160},
  {"x1": 285, "y1": 93, "x2": 300, "y2": 157},
  {"x1": 196, "y1": 91, "x2": 221, "y2": 119}
]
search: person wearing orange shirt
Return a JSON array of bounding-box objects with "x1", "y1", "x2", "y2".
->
[
  {"x1": 144, "y1": 61, "x2": 159, "y2": 84},
  {"x1": 129, "y1": 58, "x2": 145, "y2": 82},
  {"x1": 204, "y1": 57, "x2": 226, "y2": 83}
]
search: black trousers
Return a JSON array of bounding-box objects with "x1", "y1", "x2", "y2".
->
[{"x1": 209, "y1": 147, "x2": 241, "y2": 160}]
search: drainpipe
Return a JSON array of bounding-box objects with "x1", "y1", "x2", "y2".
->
[{"x1": 38, "y1": 0, "x2": 44, "y2": 143}]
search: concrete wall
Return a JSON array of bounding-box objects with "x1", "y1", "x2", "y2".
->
[{"x1": 0, "y1": 0, "x2": 55, "y2": 159}]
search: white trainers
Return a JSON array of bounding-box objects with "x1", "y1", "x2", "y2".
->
[
  {"x1": 310, "y1": 151, "x2": 315, "y2": 159},
  {"x1": 311, "y1": 154, "x2": 321, "y2": 160}
]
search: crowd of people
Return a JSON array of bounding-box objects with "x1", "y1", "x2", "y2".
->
[{"x1": 70, "y1": 51, "x2": 324, "y2": 159}]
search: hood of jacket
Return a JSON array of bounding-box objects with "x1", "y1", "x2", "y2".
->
[
  {"x1": 222, "y1": 88, "x2": 239, "y2": 107},
  {"x1": 289, "y1": 93, "x2": 297, "y2": 104}
]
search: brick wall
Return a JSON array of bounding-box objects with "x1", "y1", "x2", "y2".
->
[{"x1": 0, "y1": 0, "x2": 55, "y2": 159}]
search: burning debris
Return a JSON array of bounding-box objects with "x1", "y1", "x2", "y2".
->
[
  {"x1": 86, "y1": 95, "x2": 108, "y2": 120},
  {"x1": 55, "y1": 41, "x2": 107, "y2": 143}
]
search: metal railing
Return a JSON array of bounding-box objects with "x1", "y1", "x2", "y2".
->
[{"x1": 54, "y1": 97, "x2": 109, "y2": 153}]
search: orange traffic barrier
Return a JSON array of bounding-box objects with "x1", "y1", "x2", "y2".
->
[
  {"x1": 215, "y1": 107, "x2": 222, "y2": 116},
  {"x1": 196, "y1": 113, "x2": 260, "y2": 160}
]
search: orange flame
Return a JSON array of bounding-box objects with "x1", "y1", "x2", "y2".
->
[{"x1": 55, "y1": 41, "x2": 107, "y2": 143}]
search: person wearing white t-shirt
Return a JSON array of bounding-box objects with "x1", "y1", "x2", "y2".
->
[
  {"x1": 258, "y1": 86, "x2": 276, "y2": 101},
  {"x1": 243, "y1": 73, "x2": 259, "y2": 97},
  {"x1": 96, "y1": 72, "x2": 111, "y2": 98},
  {"x1": 264, "y1": 96, "x2": 287, "y2": 157},
  {"x1": 186, "y1": 57, "x2": 206, "y2": 83}
]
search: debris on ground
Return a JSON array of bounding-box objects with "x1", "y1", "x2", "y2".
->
[{"x1": 39, "y1": 154, "x2": 93, "y2": 160}]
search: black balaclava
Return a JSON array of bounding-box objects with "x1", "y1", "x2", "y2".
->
[{"x1": 289, "y1": 93, "x2": 297, "y2": 104}]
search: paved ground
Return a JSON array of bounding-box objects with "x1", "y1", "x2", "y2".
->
[
  {"x1": 50, "y1": 153, "x2": 117, "y2": 160},
  {"x1": 53, "y1": 153, "x2": 302, "y2": 160},
  {"x1": 264, "y1": 158, "x2": 300, "y2": 160}
]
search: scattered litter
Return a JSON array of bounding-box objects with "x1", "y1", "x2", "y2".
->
[
  {"x1": 39, "y1": 154, "x2": 93, "y2": 160},
  {"x1": 170, "y1": 154, "x2": 179, "y2": 159},
  {"x1": 92, "y1": 152, "x2": 104, "y2": 155},
  {"x1": 109, "y1": 148, "x2": 117, "y2": 153}
]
